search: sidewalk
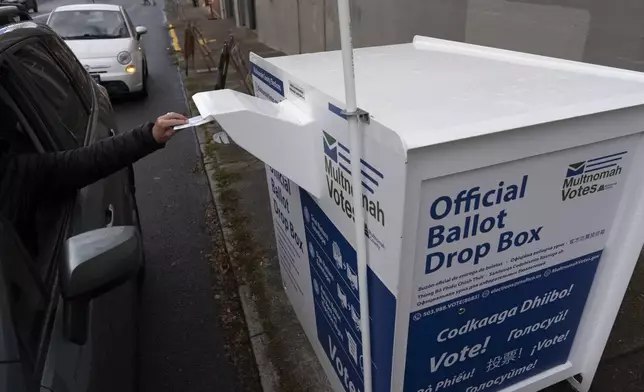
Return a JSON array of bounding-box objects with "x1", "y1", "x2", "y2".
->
[
  {"x1": 165, "y1": 1, "x2": 644, "y2": 391},
  {"x1": 164, "y1": 1, "x2": 333, "y2": 391}
]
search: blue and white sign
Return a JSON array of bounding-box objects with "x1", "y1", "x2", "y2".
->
[
  {"x1": 251, "y1": 63, "x2": 284, "y2": 97},
  {"x1": 405, "y1": 251, "x2": 601, "y2": 392},
  {"x1": 406, "y1": 137, "x2": 635, "y2": 392},
  {"x1": 301, "y1": 190, "x2": 396, "y2": 392}
]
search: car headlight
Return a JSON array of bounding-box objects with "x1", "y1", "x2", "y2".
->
[{"x1": 117, "y1": 51, "x2": 132, "y2": 65}]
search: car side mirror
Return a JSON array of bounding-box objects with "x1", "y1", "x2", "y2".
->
[
  {"x1": 61, "y1": 226, "x2": 142, "y2": 345},
  {"x1": 135, "y1": 26, "x2": 147, "y2": 39}
]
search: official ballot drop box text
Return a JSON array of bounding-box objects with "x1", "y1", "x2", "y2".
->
[{"x1": 246, "y1": 36, "x2": 644, "y2": 392}]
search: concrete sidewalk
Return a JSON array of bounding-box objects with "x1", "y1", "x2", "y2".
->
[
  {"x1": 166, "y1": 1, "x2": 644, "y2": 390},
  {"x1": 165, "y1": 2, "x2": 333, "y2": 391}
]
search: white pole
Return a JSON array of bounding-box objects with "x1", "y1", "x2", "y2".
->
[{"x1": 336, "y1": 1, "x2": 373, "y2": 391}]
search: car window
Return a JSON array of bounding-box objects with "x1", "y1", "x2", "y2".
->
[
  {"x1": 0, "y1": 12, "x2": 27, "y2": 26},
  {"x1": 0, "y1": 63, "x2": 49, "y2": 368},
  {"x1": 0, "y1": 86, "x2": 40, "y2": 154},
  {"x1": 41, "y1": 35, "x2": 93, "y2": 130},
  {"x1": 13, "y1": 40, "x2": 89, "y2": 148},
  {"x1": 48, "y1": 10, "x2": 130, "y2": 39},
  {"x1": 0, "y1": 15, "x2": 13, "y2": 26},
  {"x1": 0, "y1": 59, "x2": 67, "y2": 269}
]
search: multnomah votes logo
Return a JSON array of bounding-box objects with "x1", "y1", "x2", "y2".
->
[
  {"x1": 561, "y1": 151, "x2": 626, "y2": 201},
  {"x1": 322, "y1": 131, "x2": 383, "y2": 194},
  {"x1": 322, "y1": 130, "x2": 387, "y2": 228}
]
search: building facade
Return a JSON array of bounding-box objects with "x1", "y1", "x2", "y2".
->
[{"x1": 232, "y1": 0, "x2": 644, "y2": 72}]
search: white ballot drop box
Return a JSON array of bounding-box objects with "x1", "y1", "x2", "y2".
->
[{"x1": 192, "y1": 36, "x2": 644, "y2": 392}]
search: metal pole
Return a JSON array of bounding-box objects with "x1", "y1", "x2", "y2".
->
[{"x1": 336, "y1": 0, "x2": 373, "y2": 391}]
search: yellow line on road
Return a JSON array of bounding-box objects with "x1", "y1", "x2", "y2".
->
[{"x1": 168, "y1": 24, "x2": 181, "y2": 52}]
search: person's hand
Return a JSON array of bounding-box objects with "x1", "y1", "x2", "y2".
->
[{"x1": 152, "y1": 112, "x2": 188, "y2": 144}]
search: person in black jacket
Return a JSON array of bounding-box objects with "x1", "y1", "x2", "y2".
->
[{"x1": 0, "y1": 112, "x2": 188, "y2": 254}]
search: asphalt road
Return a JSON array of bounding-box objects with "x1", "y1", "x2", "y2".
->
[{"x1": 34, "y1": 1, "x2": 240, "y2": 391}]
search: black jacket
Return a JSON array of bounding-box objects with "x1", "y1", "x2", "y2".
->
[{"x1": 0, "y1": 123, "x2": 162, "y2": 250}]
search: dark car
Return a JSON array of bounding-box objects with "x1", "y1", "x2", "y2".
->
[
  {"x1": 1, "y1": 0, "x2": 35, "y2": 13},
  {"x1": 0, "y1": 5, "x2": 30, "y2": 26},
  {"x1": 0, "y1": 2, "x2": 26, "y2": 12},
  {"x1": 0, "y1": 22, "x2": 142, "y2": 392}
]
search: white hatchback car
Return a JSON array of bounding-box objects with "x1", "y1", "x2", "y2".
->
[{"x1": 47, "y1": 4, "x2": 149, "y2": 97}]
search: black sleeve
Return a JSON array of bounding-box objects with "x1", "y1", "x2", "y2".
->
[{"x1": 6, "y1": 123, "x2": 162, "y2": 198}]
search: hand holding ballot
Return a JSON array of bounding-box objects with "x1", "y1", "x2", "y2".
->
[
  {"x1": 152, "y1": 112, "x2": 189, "y2": 144},
  {"x1": 172, "y1": 115, "x2": 215, "y2": 131}
]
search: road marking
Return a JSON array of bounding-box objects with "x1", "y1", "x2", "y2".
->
[{"x1": 168, "y1": 23, "x2": 181, "y2": 52}]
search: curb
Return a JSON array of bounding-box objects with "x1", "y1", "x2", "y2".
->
[
  {"x1": 204, "y1": 162, "x2": 279, "y2": 392},
  {"x1": 163, "y1": 7, "x2": 281, "y2": 390}
]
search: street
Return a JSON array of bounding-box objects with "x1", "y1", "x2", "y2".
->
[{"x1": 34, "y1": 0, "x2": 241, "y2": 391}]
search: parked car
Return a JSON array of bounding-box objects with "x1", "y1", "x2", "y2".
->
[
  {"x1": 0, "y1": 1, "x2": 26, "y2": 12},
  {"x1": 47, "y1": 4, "x2": 149, "y2": 97},
  {"x1": 0, "y1": 5, "x2": 30, "y2": 26},
  {"x1": 1, "y1": 0, "x2": 35, "y2": 13},
  {"x1": 0, "y1": 22, "x2": 142, "y2": 392}
]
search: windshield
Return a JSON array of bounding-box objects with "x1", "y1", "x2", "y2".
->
[{"x1": 48, "y1": 10, "x2": 130, "y2": 39}]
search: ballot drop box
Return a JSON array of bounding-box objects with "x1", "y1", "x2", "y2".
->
[{"x1": 198, "y1": 36, "x2": 644, "y2": 392}]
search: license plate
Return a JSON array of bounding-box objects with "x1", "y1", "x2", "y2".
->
[{"x1": 90, "y1": 73, "x2": 101, "y2": 83}]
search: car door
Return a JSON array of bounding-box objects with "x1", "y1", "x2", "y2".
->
[{"x1": 4, "y1": 34, "x2": 139, "y2": 392}]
